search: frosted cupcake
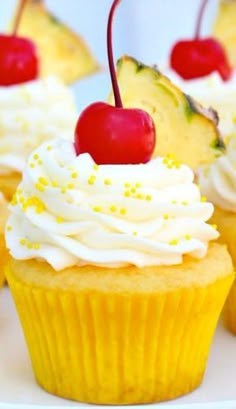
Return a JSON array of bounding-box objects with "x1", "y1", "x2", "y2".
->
[
  {"x1": 0, "y1": 76, "x2": 77, "y2": 200},
  {"x1": 5, "y1": 137, "x2": 234, "y2": 404},
  {"x1": 199, "y1": 137, "x2": 236, "y2": 334}
]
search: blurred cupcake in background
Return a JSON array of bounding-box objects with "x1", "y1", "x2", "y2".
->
[
  {"x1": 0, "y1": 0, "x2": 100, "y2": 200},
  {"x1": 198, "y1": 137, "x2": 236, "y2": 335},
  {"x1": 165, "y1": 0, "x2": 235, "y2": 143}
]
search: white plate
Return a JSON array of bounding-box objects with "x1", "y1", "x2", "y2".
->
[{"x1": 1, "y1": 287, "x2": 236, "y2": 409}]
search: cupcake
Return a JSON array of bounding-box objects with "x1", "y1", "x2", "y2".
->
[
  {"x1": 199, "y1": 136, "x2": 236, "y2": 334},
  {"x1": 5, "y1": 137, "x2": 234, "y2": 404},
  {"x1": 0, "y1": 76, "x2": 77, "y2": 200}
]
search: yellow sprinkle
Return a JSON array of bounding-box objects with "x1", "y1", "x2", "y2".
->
[
  {"x1": 38, "y1": 160, "x2": 43, "y2": 165},
  {"x1": 51, "y1": 181, "x2": 58, "y2": 188},
  {"x1": 6, "y1": 226, "x2": 12, "y2": 231},
  {"x1": 88, "y1": 177, "x2": 96, "y2": 185},
  {"x1": 33, "y1": 153, "x2": 39, "y2": 160},
  {"x1": 104, "y1": 178, "x2": 111, "y2": 186},
  {"x1": 56, "y1": 216, "x2": 64, "y2": 223},
  {"x1": 93, "y1": 206, "x2": 101, "y2": 212},
  {"x1": 124, "y1": 182, "x2": 131, "y2": 188},
  {"x1": 124, "y1": 191, "x2": 130, "y2": 197},
  {"x1": 67, "y1": 183, "x2": 74, "y2": 189},
  {"x1": 211, "y1": 224, "x2": 218, "y2": 230},
  {"x1": 120, "y1": 208, "x2": 127, "y2": 215},
  {"x1": 169, "y1": 239, "x2": 178, "y2": 246},
  {"x1": 27, "y1": 243, "x2": 33, "y2": 249},
  {"x1": 19, "y1": 196, "x2": 25, "y2": 203},
  {"x1": 71, "y1": 172, "x2": 78, "y2": 179},
  {"x1": 163, "y1": 158, "x2": 168, "y2": 165},
  {"x1": 35, "y1": 183, "x2": 45, "y2": 192},
  {"x1": 61, "y1": 188, "x2": 67, "y2": 194},
  {"x1": 30, "y1": 163, "x2": 35, "y2": 168},
  {"x1": 93, "y1": 164, "x2": 99, "y2": 171},
  {"x1": 39, "y1": 176, "x2": 49, "y2": 186},
  {"x1": 110, "y1": 205, "x2": 117, "y2": 212},
  {"x1": 163, "y1": 214, "x2": 169, "y2": 220},
  {"x1": 20, "y1": 239, "x2": 26, "y2": 245},
  {"x1": 133, "y1": 231, "x2": 138, "y2": 236},
  {"x1": 185, "y1": 234, "x2": 192, "y2": 240},
  {"x1": 46, "y1": 145, "x2": 52, "y2": 151},
  {"x1": 131, "y1": 188, "x2": 136, "y2": 194},
  {"x1": 33, "y1": 243, "x2": 40, "y2": 250},
  {"x1": 171, "y1": 200, "x2": 177, "y2": 204},
  {"x1": 135, "y1": 182, "x2": 142, "y2": 188},
  {"x1": 201, "y1": 196, "x2": 207, "y2": 202},
  {"x1": 181, "y1": 200, "x2": 188, "y2": 205},
  {"x1": 145, "y1": 195, "x2": 152, "y2": 201}
]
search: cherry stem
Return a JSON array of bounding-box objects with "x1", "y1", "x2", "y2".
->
[
  {"x1": 12, "y1": 0, "x2": 28, "y2": 36},
  {"x1": 107, "y1": 0, "x2": 123, "y2": 108},
  {"x1": 195, "y1": 0, "x2": 209, "y2": 39}
]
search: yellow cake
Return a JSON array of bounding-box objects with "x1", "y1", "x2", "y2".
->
[
  {"x1": 199, "y1": 137, "x2": 236, "y2": 334},
  {"x1": 5, "y1": 138, "x2": 234, "y2": 404},
  {"x1": 0, "y1": 193, "x2": 9, "y2": 287}
]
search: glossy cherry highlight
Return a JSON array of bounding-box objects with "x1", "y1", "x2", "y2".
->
[
  {"x1": 170, "y1": 0, "x2": 232, "y2": 81},
  {"x1": 0, "y1": 0, "x2": 38, "y2": 86},
  {"x1": 74, "y1": 0, "x2": 156, "y2": 164}
]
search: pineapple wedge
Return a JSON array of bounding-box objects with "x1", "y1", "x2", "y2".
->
[
  {"x1": 213, "y1": 0, "x2": 236, "y2": 67},
  {"x1": 108, "y1": 55, "x2": 224, "y2": 169},
  {"x1": 8, "y1": 0, "x2": 99, "y2": 84}
]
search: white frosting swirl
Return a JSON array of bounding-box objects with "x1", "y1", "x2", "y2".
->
[
  {"x1": 199, "y1": 137, "x2": 236, "y2": 212},
  {"x1": 5, "y1": 139, "x2": 218, "y2": 270},
  {"x1": 163, "y1": 68, "x2": 236, "y2": 139},
  {"x1": 0, "y1": 76, "x2": 77, "y2": 174}
]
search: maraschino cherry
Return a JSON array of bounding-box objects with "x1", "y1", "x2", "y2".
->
[
  {"x1": 0, "y1": 0, "x2": 38, "y2": 86},
  {"x1": 170, "y1": 0, "x2": 232, "y2": 81},
  {"x1": 74, "y1": 0, "x2": 156, "y2": 164}
]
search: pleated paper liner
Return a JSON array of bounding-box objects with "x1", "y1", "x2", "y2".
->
[
  {"x1": 223, "y1": 281, "x2": 236, "y2": 334},
  {"x1": 6, "y1": 260, "x2": 233, "y2": 405}
]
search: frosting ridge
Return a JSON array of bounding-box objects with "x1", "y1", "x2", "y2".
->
[{"x1": 6, "y1": 139, "x2": 218, "y2": 270}]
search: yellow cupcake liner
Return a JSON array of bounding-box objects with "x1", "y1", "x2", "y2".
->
[
  {"x1": 223, "y1": 280, "x2": 236, "y2": 334},
  {"x1": 6, "y1": 264, "x2": 233, "y2": 404}
]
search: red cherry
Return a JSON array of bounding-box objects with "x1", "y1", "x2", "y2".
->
[
  {"x1": 0, "y1": 34, "x2": 38, "y2": 86},
  {"x1": 75, "y1": 102, "x2": 155, "y2": 164},
  {"x1": 0, "y1": 0, "x2": 38, "y2": 86},
  {"x1": 74, "y1": 0, "x2": 156, "y2": 164},
  {"x1": 170, "y1": 0, "x2": 232, "y2": 81}
]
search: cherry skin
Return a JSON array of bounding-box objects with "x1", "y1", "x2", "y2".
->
[
  {"x1": 170, "y1": 38, "x2": 232, "y2": 81},
  {"x1": 75, "y1": 102, "x2": 156, "y2": 164},
  {"x1": 74, "y1": 0, "x2": 156, "y2": 164},
  {"x1": 170, "y1": 0, "x2": 232, "y2": 81},
  {"x1": 0, "y1": 34, "x2": 38, "y2": 86}
]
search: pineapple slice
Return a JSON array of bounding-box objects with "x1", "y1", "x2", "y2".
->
[
  {"x1": 213, "y1": 0, "x2": 236, "y2": 67},
  {"x1": 8, "y1": 0, "x2": 99, "y2": 84},
  {"x1": 108, "y1": 55, "x2": 224, "y2": 169}
]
